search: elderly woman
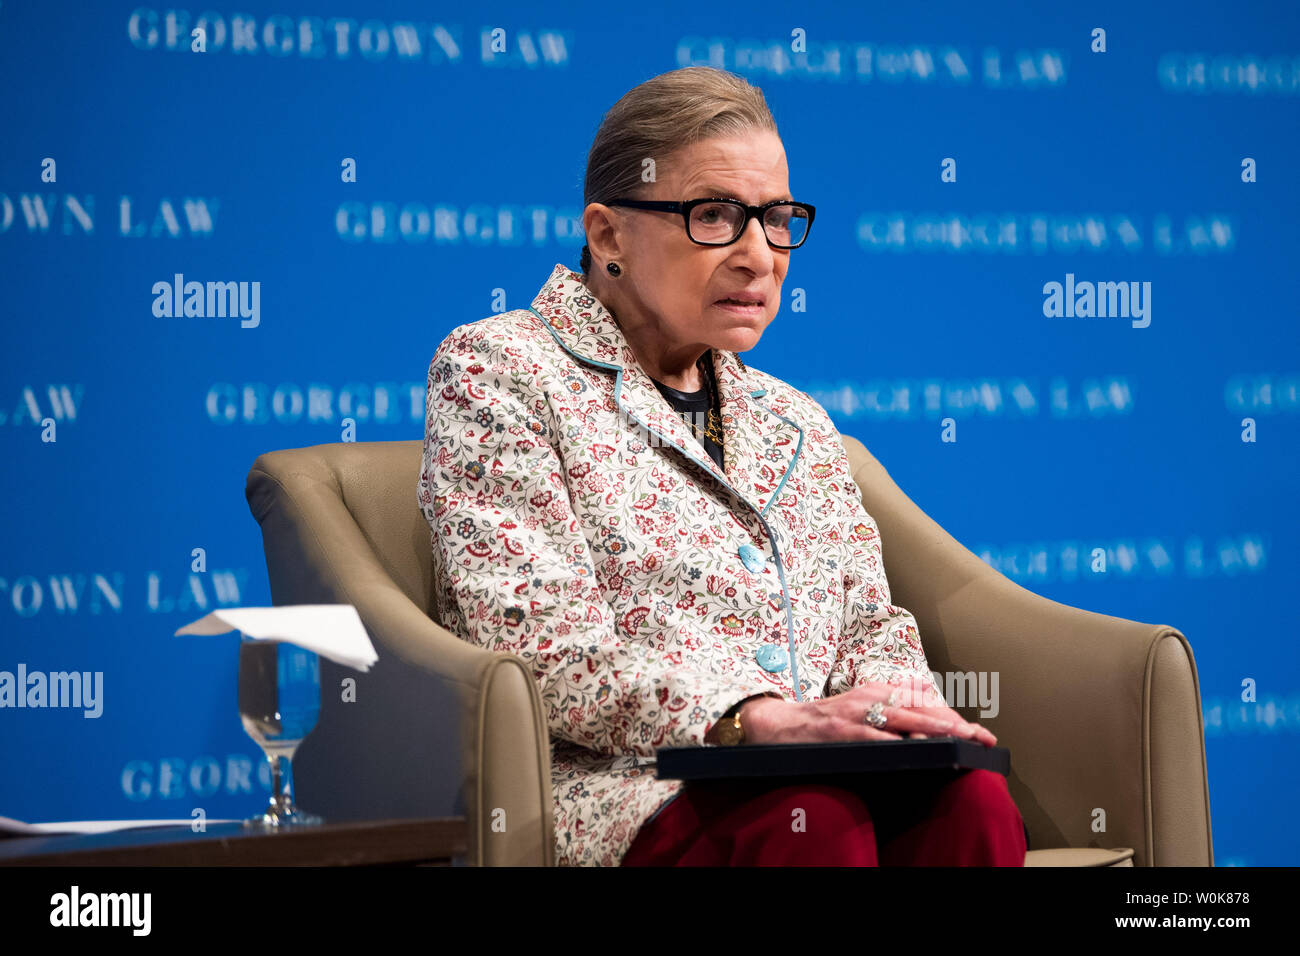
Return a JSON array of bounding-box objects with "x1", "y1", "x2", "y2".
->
[{"x1": 418, "y1": 66, "x2": 1026, "y2": 867}]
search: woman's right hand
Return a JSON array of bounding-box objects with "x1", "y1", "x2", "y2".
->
[{"x1": 741, "y1": 684, "x2": 994, "y2": 747}]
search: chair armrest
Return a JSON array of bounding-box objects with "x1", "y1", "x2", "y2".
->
[
  {"x1": 246, "y1": 454, "x2": 554, "y2": 865},
  {"x1": 842, "y1": 437, "x2": 1213, "y2": 866}
]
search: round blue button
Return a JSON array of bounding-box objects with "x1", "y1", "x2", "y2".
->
[
  {"x1": 738, "y1": 543, "x2": 766, "y2": 573},
  {"x1": 755, "y1": 644, "x2": 790, "y2": 673}
]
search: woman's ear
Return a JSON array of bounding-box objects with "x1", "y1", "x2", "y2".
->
[{"x1": 582, "y1": 202, "x2": 622, "y2": 270}]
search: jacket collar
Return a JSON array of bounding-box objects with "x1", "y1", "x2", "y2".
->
[{"x1": 529, "y1": 263, "x2": 801, "y2": 518}]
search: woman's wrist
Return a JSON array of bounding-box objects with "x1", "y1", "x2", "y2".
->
[
  {"x1": 706, "y1": 694, "x2": 778, "y2": 744},
  {"x1": 736, "y1": 696, "x2": 784, "y2": 743}
]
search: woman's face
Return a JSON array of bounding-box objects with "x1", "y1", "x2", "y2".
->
[{"x1": 589, "y1": 129, "x2": 792, "y2": 361}]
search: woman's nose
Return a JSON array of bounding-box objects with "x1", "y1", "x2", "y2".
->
[{"x1": 733, "y1": 216, "x2": 776, "y2": 266}]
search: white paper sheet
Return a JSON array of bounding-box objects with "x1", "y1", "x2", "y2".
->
[
  {"x1": 174, "y1": 604, "x2": 378, "y2": 672},
  {"x1": 0, "y1": 816, "x2": 240, "y2": 836}
]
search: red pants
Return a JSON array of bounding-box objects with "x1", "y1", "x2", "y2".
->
[{"x1": 622, "y1": 769, "x2": 1026, "y2": 866}]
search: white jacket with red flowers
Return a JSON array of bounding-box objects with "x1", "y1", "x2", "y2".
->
[{"x1": 418, "y1": 263, "x2": 945, "y2": 866}]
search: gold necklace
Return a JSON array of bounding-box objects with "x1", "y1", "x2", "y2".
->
[
  {"x1": 693, "y1": 405, "x2": 725, "y2": 445},
  {"x1": 683, "y1": 353, "x2": 725, "y2": 446}
]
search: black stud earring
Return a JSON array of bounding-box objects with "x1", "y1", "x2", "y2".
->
[{"x1": 606, "y1": 261, "x2": 621, "y2": 277}]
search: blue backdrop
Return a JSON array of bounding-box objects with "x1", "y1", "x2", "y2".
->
[{"x1": 1, "y1": 0, "x2": 1296, "y2": 864}]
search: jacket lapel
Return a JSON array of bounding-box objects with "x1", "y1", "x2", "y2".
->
[{"x1": 530, "y1": 263, "x2": 801, "y2": 517}]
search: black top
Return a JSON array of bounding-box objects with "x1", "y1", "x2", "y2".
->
[{"x1": 649, "y1": 353, "x2": 725, "y2": 471}]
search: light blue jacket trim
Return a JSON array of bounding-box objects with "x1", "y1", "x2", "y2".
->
[
  {"x1": 743, "y1": 398, "x2": 805, "y2": 695},
  {"x1": 529, "y1": 306, "x2": 806, "y2": 702},
  {"x1": 749, "y1": 398, "x2": 804, "y2": 521}
]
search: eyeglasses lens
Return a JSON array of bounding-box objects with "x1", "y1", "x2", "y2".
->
[{"x1": 688, "y1": 202, "x2": 809, "y2": 247}]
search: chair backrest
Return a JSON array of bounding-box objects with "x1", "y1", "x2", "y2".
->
[{"x1": 246, "y1": 439, "x2": 437, "y2": 617}]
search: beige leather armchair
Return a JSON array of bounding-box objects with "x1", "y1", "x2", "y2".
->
[{"x1": 244, "y1": 436, "x2": 1213, "y2": 867}]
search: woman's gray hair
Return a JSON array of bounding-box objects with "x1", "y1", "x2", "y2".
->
[{"x1": 578, "y1": 66, "x2": 779, "y2": 275}]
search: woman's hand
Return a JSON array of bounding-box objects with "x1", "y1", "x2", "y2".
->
[{"x1": 740, "y1": 681, "x2": 997, "y2": 747}]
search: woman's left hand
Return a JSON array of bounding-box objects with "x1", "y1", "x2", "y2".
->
[{"x1": 861, "y1": 678, "x2": 997, "y2": 747}]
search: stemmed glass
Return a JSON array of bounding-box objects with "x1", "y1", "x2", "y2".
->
[{"x1": 238, "y1": 635, "x2": 323, "y2": 826}]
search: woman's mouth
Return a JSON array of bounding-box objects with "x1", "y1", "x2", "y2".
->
[{"x1": 714, "y1": 297, "x2": 765, "y2": 316}]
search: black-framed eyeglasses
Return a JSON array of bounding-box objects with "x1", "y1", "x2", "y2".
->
[{"x1": 605, "y1": 197, "x2": 816, "y2": 249}]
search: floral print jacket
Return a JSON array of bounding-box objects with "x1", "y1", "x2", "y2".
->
[{"x1": 418, "y1": 263, "x2": 944, "y2": 866}]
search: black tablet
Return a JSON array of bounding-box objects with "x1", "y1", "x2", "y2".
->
[{"x1": 656, "y1": 736, "x2": 1010, "y2": 781}]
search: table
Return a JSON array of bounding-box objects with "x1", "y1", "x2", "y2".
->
[{"x1": 0, "y1": 817, "x2": 467, "y2": 866}]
